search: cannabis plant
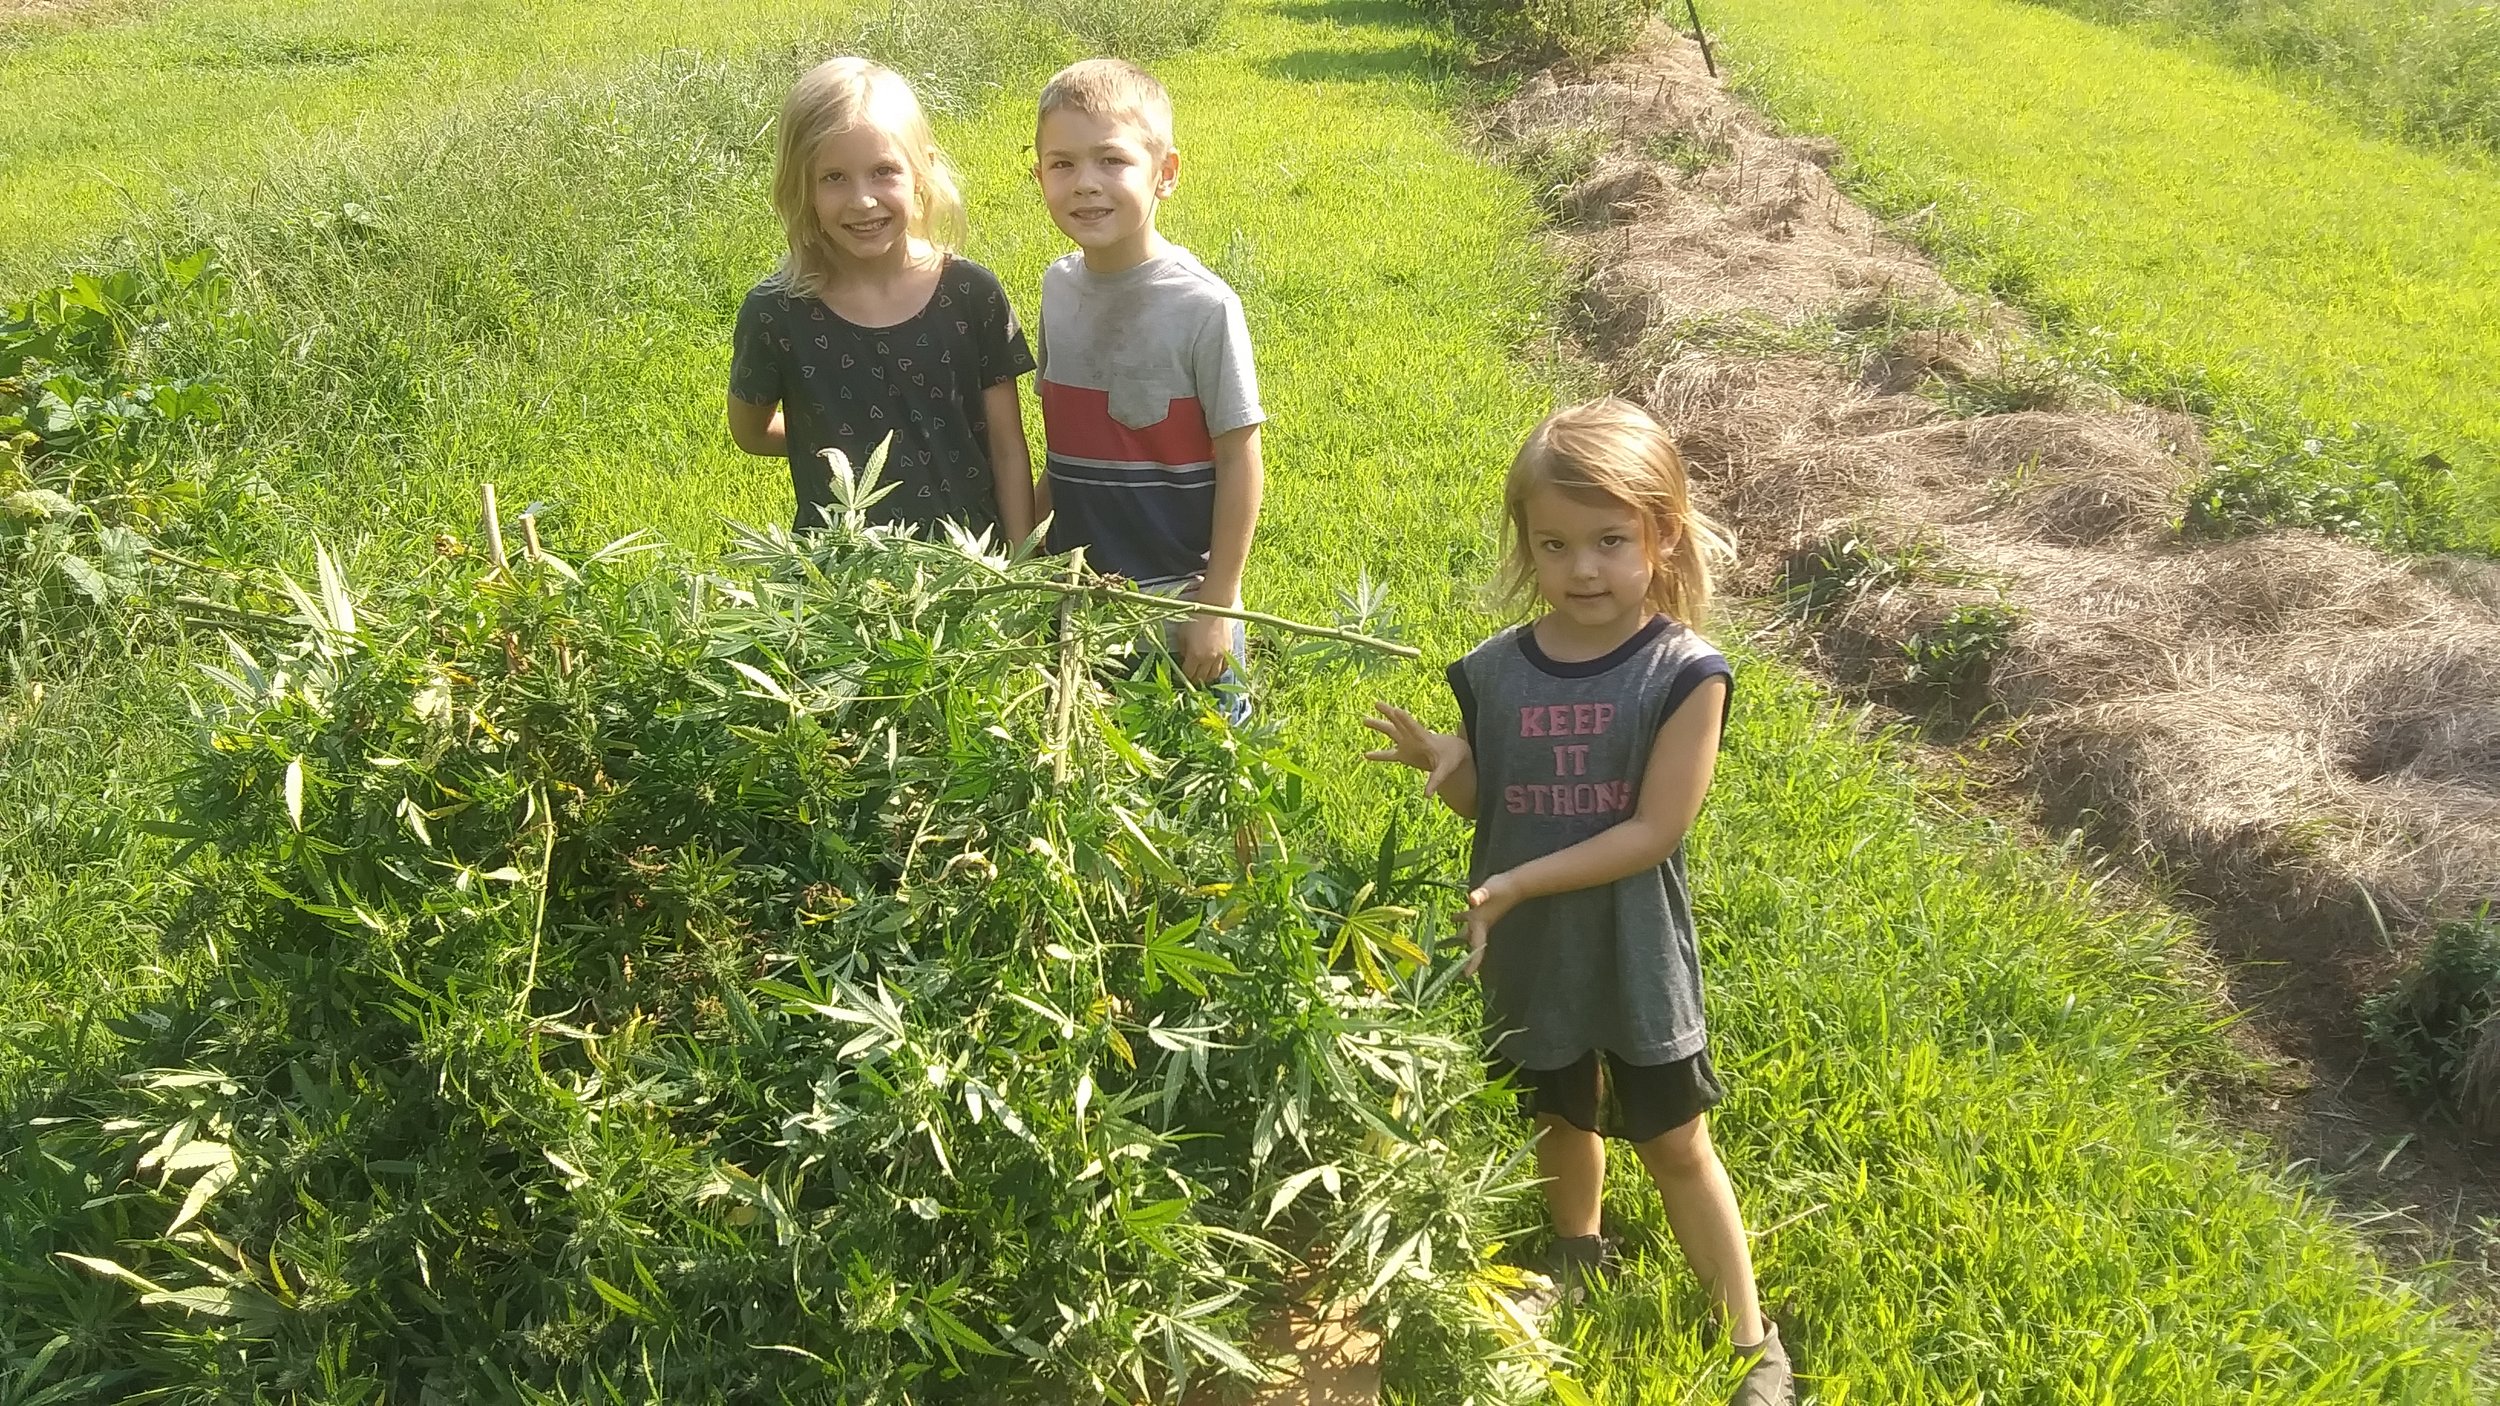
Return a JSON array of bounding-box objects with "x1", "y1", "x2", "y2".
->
[{"x1": 0, "y1": 450, "x2": 1555, "y2": 1403}]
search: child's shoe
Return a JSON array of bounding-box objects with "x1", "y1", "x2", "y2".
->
[
  {"x1": 1727, "y1": 1322, "x2": 1794, "y2": 1406},
  {"x1": 1512, "y1": 1233, "x2": 1618, "y2": 1321},
  {"x1": 1551, "y1": 1232, "x2": 1622, "y2": 1297}
]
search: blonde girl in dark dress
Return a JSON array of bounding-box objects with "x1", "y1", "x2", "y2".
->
[{"x1": 728, "y1": 57, "x2": 1037, "y2": 539}]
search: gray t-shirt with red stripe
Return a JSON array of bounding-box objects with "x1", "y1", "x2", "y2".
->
[
  {"x1": 1037, "y1": 247, "x2": 1262, "y2": 591},
  {"x1": 1449, "y1": 616, "x2": 1732, "y2": 1069}
]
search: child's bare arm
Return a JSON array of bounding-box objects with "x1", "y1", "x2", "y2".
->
[
  {"x1": 982, "y1": 381, "x2": 1036, "y2": 544},
  {"x1": 1362, "y1": 703, "x2": 1478, "y2": 818},
  {"x1": 1029, "y1": 312, "x2": 1052, "y2": 531},
  {"x1": 1463, "y1": 676, "x2": 1725, "y2": 956},
  {"x1": 1175, "y1": 423, "x2": 1263, "y2": 681},
  {"x1": 725, "y1": 395, "x2": 786, "y2": 456}
]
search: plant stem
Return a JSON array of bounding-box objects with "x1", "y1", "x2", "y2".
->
[
  {"x1": 144, "y1": 543, "x2": 241, "y2": 579},
  {"x1": 174, "y1": 593, "x2": 291, "y2": 630},
  {"x1": 517, "y1": 794, "x2": 556, "y2": 1013},
  {"x1": 1052, "y1": 555, "x2": 1083, "y2": 785},
  {"x1": 481, "y1": 482, "x2": 509, "y2": 574},
  {"x1": 977, "y1": 578, "x2": 1419, "y2": 659}
]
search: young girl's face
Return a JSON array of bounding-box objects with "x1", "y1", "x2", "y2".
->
[
  {"x1": 810, "y1": 121, "x2": 919, "y2": 263},
  {"x1": 1522, "y1": 484, "x2": 1664, "y2": 635}
]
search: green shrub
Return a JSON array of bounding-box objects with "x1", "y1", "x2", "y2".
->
[
  {"x1": 1037, "y1": 0, "x2": 1233, "y2": 59},
  {"x1": 2362, "y1": 912, "x2": 2500, "y2": 1109},
  {"x1": 0, "y1": 252, "x2": 235, "y2": 666},
  {"x1": 1642, "y1": 127, "x2": 1729, "y2": 175},
  {"x1": 1408, "y1": 0, "x2": 1651, "y2": 65},
  {"x1": 1936, "y1": 345, "x2": 2095, "y2": 416},
  {"x1": 846, "y1": 0, "x2": 1228, "y2": 102},
  {"x1": 0, "y1": 452, "x2": 1553, "y2": 1402},
  {"x1": 1901, "y1": 600, "x2": 2020, "y2": 704},
  {"x1": 1779, "y1": 533, "x2": 1937, "y2": 619},
  {"x1": 2183, "y1": 420, "x2": 2462, "y2": 552},
  {"x1": 846, "y1": 0, "x2": 1072, "y2": 114},
  {"x1": 1508, "y1": 121, "x2": 1611, "y2": 210}
]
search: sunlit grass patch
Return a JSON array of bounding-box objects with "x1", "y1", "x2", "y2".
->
[
  {"x1": 0, "y1": 0, "x2": 835, "y2": 290},
  {"x1": 1708, "y1": 0, "x2": 2500, "y2": 552},
  {"x1": 2012, "y1": 0, "x2": 2500, "y2": 156}
]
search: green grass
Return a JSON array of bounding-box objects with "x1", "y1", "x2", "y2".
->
[
  {"x1": 0, "y1": 0, "x2": 830, "y2": 291},
  {"x1": 2012, "y1": 0, "x2": 2500, "y2": 155},
  {"x1": 1705, "y1": 0, "x2": 2500, "y2": 552},
  {"x1": 0, "y1": 669, "x2": 195, "y2": 1094},
  {"x1": 1573, "y1": 666, "x2": 2483, "y2": 1398},
  {"x1": 0, "y1": 0, "x2": 2493, "y2": 1396}
]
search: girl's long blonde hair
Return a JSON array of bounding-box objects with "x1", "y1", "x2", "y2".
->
[
  {"x1": 1501, "y1": 398, "x2": 1733, "y2": 626},
  {"x1": 769, "y1": 57, "x2": 967, "y2": 300}
]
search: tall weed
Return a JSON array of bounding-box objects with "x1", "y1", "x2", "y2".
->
[{"x1": 2364, "y1": 913, "x2": 2500, "y2": 1109}]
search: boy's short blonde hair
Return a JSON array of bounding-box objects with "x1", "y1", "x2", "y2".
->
[
  {"x1": 1036, "y1": 58, "x2": 1176, "y2": 155},
  {"x1": 771, "y1": 57, "x2": 966, "y2": 300}
]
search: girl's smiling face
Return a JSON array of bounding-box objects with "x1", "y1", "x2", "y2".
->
[
  {"x1": 1523, "y1": 485, "x2": 1665, "y2": 644},
  {"x1": 810, "y1": 122, "x2": 918, "y2": 263}
]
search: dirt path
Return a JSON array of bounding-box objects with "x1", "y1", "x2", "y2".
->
[{"x1": 1493, "y1": 25, "x2": 2500, "y2": 1320}]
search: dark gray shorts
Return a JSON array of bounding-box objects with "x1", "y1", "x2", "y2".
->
[{"x1": 1492, "y1": 1046, "x2": 1724, "y2": 1144}]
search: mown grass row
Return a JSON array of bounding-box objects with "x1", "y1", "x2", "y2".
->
[
  {"x1": 1703, "y1": 0, "x2": 2500, "y2": 554},
  {"x1": 1, "y1": 0, "x2": 2491, "y2": 1396}
]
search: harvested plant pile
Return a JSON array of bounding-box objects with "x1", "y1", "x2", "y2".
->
[
  {"x1": 0, "y1": 461, "x2": 1547, "y2": 1402},
  {"x1": 1493, "y1": 32, "x2": 2500, "y2": 1110}
]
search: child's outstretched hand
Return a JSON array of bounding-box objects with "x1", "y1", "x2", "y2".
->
[
  {"x1": 1459, "y1": 872, "x2": 1522, "y2": 979},
  {"x1": 1361, "y1": 703, "x2": 1469, "y2": 797}
]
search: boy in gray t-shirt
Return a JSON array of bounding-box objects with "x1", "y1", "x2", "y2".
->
[{"x1": 1030, "y1": 58, "x2": 1264, "y2": 703}]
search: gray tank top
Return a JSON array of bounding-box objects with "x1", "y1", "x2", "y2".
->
[{"x1": 1448, "y1": 616, "x2": 1732, "y2": 1068}]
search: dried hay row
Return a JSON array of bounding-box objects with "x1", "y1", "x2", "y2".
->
[{"x1": 1495, "y1": 29, "x2": 2500, "y2": 1112}]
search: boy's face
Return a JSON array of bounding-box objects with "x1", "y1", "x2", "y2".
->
[{"x1": 1034, "y1": 108, "x2": 1177, "y2": 270}]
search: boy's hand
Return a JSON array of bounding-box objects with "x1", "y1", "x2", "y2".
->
[
  {"x1": 1459, "y1": 872, "x2": 1522, "y2": 978},
  {"x1": 1362, "y1": 703, "x2": 1470, "y2": 797},
  {"x1": 1174, "y1": 612, "x2": 1233, "y2": 683}
]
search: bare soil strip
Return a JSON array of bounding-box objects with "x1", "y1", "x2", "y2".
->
[{"x1": 1495, "y1": 26, "x2": 2500, "y2": 1307}]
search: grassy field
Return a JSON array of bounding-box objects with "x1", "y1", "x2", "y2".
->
[
  {"x1": 0, "y1": 0, "x2": 829, "y2": 290},
  {"x1": 2011, "y1": 0, "x2": 2500, "y2": 154},
  {"x1": 1705, "y1": 0, "x2": 2500, "y2": 552},
  {"x1": 1, "y1": 0, "x2": 2493, "y2": 1396}
]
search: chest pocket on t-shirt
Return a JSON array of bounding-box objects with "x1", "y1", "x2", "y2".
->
[{"x1": 1108, "y1": 348, "x2": 1178, "y2": 431}]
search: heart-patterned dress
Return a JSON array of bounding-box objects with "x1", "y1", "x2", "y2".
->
[{"x1": 731, "y1": 256, "x2": 1035, "y2": 535}]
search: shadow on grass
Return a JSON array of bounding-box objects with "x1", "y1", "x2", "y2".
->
[
  {"x1": 1257, "y1": 0, "x2": 1458, "y2": 87},
  {"x1": 1273, "y1": 0, "x2": 1421, "y2": 30}
]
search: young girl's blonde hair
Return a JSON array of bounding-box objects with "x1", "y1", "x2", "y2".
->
[
  {"x1": 769, "y1": 57, "x2": 967, "y2": 300},
  {"x1": 1502, "y1": 398, "x2": 1733, "y2": 626}
]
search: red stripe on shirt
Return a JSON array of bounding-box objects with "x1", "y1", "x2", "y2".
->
[{"x1": 1040, "y1": 379, "x2": 1215, "y2": 466}]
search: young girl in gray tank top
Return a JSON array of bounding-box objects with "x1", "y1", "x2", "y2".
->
[{"x1": 1363, "y1": 399, "x2": 1792, "y2": 1405}]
